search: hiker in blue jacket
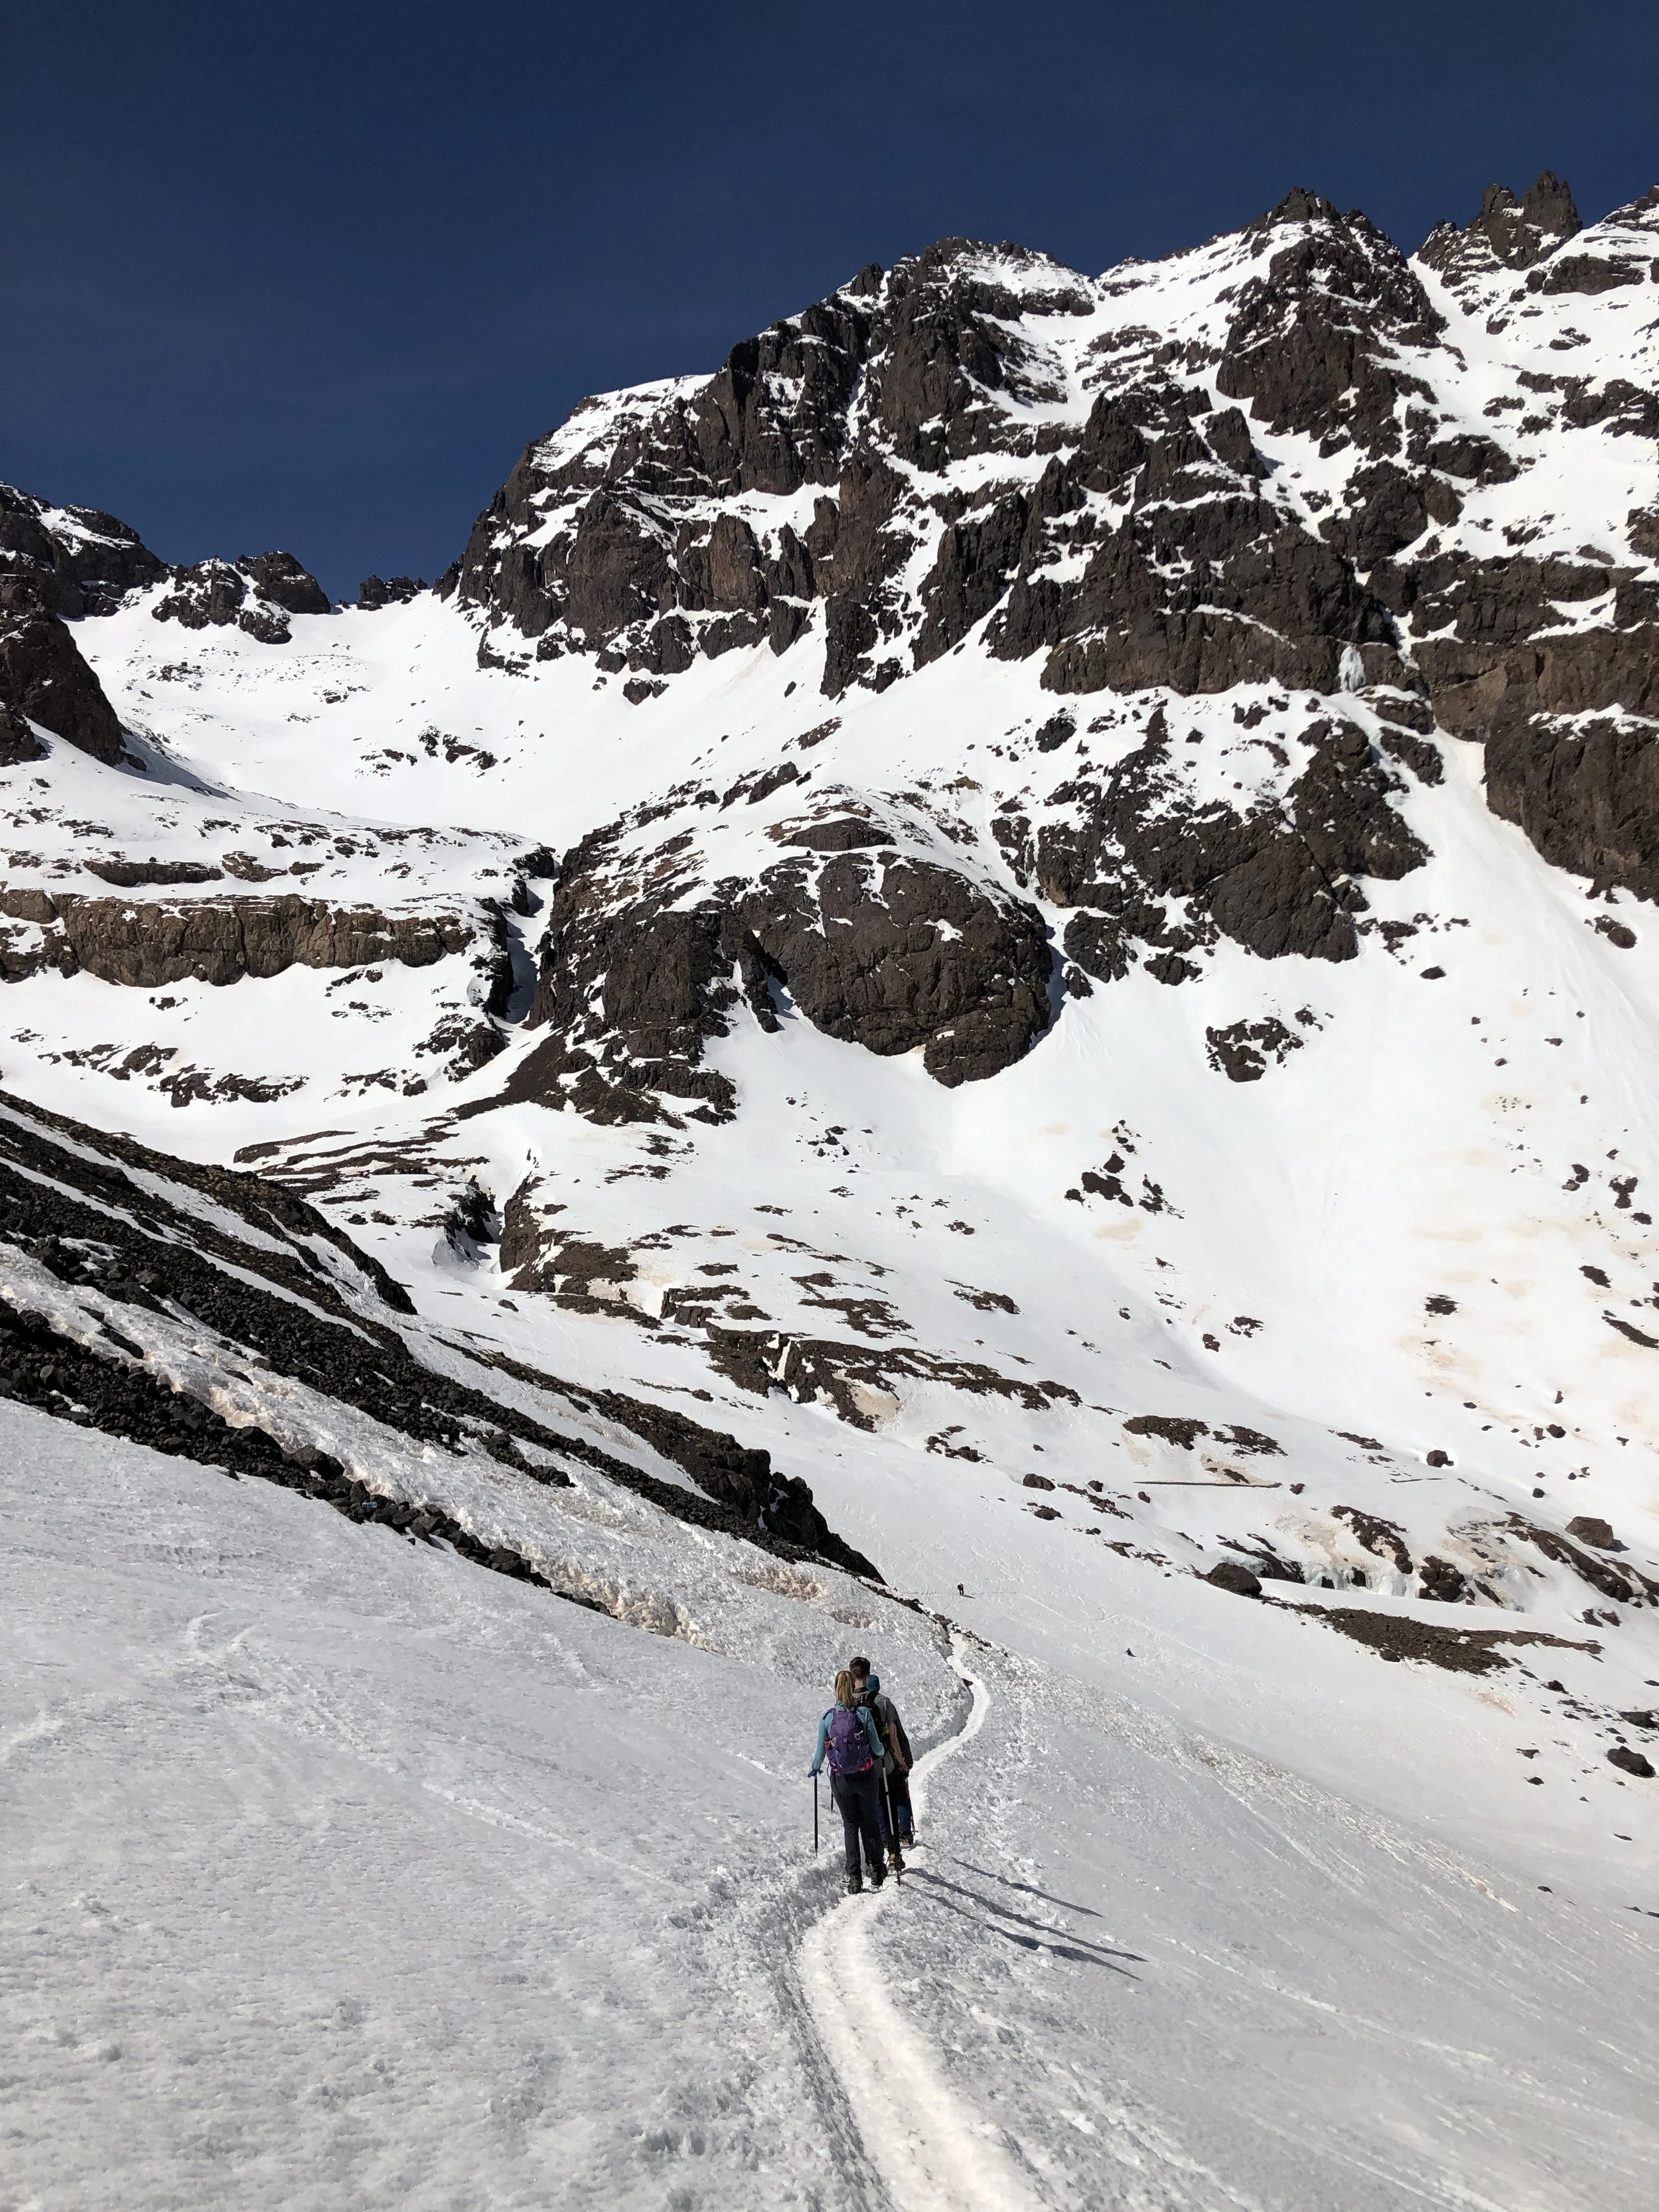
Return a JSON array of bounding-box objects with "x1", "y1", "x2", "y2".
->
[{"x1": 809, "y1": 1668, "x2": 889, "y2": 1893}]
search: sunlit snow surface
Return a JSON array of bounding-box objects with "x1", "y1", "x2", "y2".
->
[
  {"x1": 3, "y1": 197, "x2": 1659, "y2": 2208},
  {"x1": 5, "y1": 1398, "x2": 1658, "y2": 2211}
]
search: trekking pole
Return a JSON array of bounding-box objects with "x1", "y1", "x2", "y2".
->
[{"x1": 814, "y1": 1770, "x2": 820, "y2": 1854}]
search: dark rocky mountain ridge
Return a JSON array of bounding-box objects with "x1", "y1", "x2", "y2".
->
[
  {"x1": 413, "y1": 173, "x2": 1658, "y2": 1122},
  {"x1": 2, "y1": 171, "x2": 1657, "y2": 1134}
]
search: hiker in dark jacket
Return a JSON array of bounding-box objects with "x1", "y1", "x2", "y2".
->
[
  {"x1": 850, "y1": 1655, "x2": 914, "y2": 1870},
  {"x1": 809, "y1": 1668, "x2": 888, "y2": 1893}
]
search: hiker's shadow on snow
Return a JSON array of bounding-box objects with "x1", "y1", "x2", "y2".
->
[
  {"x1": 907, "y1": 1870, "x2": 1144, "y2": 1976},
  {"x1": 948, "y1": 1856, "x2": 1108, "y2": 1921}
]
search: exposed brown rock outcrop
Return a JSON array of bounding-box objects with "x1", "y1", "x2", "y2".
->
[
  {"x1": 500, "y1": 809, "x2": 1053, "y2": 1124},
  {"x1": 733, "y1": 851, "x2": 1052, "y2": 1087},
  {"x1": 1023, "y1": 709, "x2": 1426, "y2": 976},
  {"x1": 1419, "y1": 171, "x2": 1583, "y2": 281},
  {"x1": 1214, "y1": 191, "x2": 1446, "y2": 454},
  {"x1": 0, "y1": 888, "x2": 483, "y2": 988},
  {"x1": 433, "y1": 180, "x2": 1659, "y2": 922}
]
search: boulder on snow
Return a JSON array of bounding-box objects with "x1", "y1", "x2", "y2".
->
[
  {"x1": 1566, "y1": 1515, "x2": 1619, "y2": 1550},
  {"x1": 1607, "y1": 1745, "x2": 1655, "y2": 1780},
  {"x1": 1205, "y1": 1560, "x2": 1263, "y2": 1598}
]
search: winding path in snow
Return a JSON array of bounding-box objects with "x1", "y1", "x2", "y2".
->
[{"x1": 798, "y1": 1635, "x2": 1038, "y2": 2212}]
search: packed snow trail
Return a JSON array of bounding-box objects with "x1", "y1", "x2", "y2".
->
[{"x1": 799, "y1": 1638, "x2": 1038, "y2": 2212}]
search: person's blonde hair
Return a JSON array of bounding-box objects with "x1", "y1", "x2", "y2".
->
[{"x1": 833, "y1": 1668, "x2": 855, "y2": 1707}]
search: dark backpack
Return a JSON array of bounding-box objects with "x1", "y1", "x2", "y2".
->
[
  {"x1": 875, "y1": 1694, "x2": 912, "y2": 1771},
  {"x1": 859, "y1": 1684, "x2": 907, "y2": 1769},
  {"x1": 825, "y1": 1705, "x2": 873, "y2": 1775}
]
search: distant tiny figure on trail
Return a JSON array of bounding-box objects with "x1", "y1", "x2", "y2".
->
[
  {"x1": 850, "y1": 1654, "x2": 913, "y2": 1872},
  {"x1": 808, "y1": 1666, "x2": 887, "y2": 1893}
]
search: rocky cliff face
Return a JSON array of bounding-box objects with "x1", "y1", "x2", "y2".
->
[
  {"x1": 1417, "y1": 169, "x2": 1583, "y2": 280},
  {"x1": 0, "y1": 695, "x2": 545, "y2": 1115},
  {"x1": 445, "y1": 175, "x2": 1659, "y2": 930},
  {"x1": 9, "y1": 173, "x2": 1658, "y2": 1133},
  {"x1": 0, "y1": 580, "x2": 128, "y2": 763},
  {"x1": 0, "y1": 886, "x2": 487, "y2": 990},
  {"x1": 498, "y1": 794, "x2": 1054, "y2": 1123},
  {"x1": 1, "y1": 484, "x2": 330, "y2": 641},
  {"x1": 0, "y1": 485, "x2": 169, "y2": 618},
  {"x1": 149, "y1": 550, "x2": 330, "y2": 643}
]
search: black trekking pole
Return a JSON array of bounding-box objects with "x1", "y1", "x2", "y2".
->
[
  {"x1": 881, "y1": 1769, "x2": 899, "y2": 1876},
  {"x1": 813, "y1": 1770, "x2": 820, "y2": 1854}
]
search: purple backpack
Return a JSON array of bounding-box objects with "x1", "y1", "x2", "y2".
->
[{"x1": 825, "y1": 1706, "x2": 873, "y2": 1775}]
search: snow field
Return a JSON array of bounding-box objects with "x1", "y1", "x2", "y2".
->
[
  {"x1": 0, "y1": 1396, "x2": 960, "y2": 2212},
  {"x1": 8, "y1": 1388, "x2": 1658, "y2": 2212},
  {"x1": 865, "y1": 1643, "x2": 1659, "y2": 2211}
]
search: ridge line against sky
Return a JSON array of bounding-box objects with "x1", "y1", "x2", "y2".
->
[{"x1": 3, "y1": 0, "x2": 1657, "y2": 599}]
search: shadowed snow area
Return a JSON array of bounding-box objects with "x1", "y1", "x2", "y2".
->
[{"x1": 4, "y1": 173, "x2": 1659, "y2": 2207}]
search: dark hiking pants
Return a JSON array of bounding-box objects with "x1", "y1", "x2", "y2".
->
[
  {"x1": 829, "y1": 1767, "x2": 884, "y2": 1878},
  {"x1": 877, "y1": 1768, "x2": 913, "y2": 1845}
]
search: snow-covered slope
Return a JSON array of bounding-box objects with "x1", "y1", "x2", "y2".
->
[{"x1": 4, "y1": 170, "x2": 1659, "y2": 2208}]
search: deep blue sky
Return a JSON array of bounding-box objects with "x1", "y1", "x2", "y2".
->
[{"x1": 3, "y1": 2, "x2": 1656, "y2": 601}]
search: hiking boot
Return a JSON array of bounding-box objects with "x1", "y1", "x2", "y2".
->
[
  {"x1": 887, "y1": 1843, "x2": 906, "y2": 1874},
  {"x1": 845, "y1": 1870, "x2": 863, "y2": 1895},
  {"x1": 867, "y1": 1866, "x2": 886, "y2": 1891}
]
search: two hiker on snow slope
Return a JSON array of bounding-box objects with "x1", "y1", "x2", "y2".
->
[{"x1": 808, "y1": 1655, "x2": 916, "y2": 1895}]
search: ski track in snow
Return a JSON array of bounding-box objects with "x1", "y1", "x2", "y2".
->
[{"x1": 799, "y1": 1637, "x2": 1038, "y2": 2212}]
